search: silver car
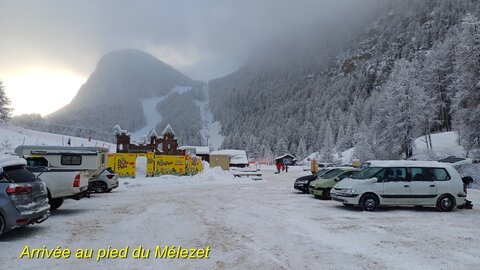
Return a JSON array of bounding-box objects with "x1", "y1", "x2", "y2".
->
[
  {"x1": 0, "y1": 155, "x2": 50, "y2": 236},
  {"x1": 89, "y1": 168, "x2": 119, "y2": 193}
]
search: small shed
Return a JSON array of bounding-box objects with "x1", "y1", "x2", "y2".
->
[
  {"x1": 179, "y1": 146, "x2": 211, "y2": 162},
  {"x1": 209, "y1": 154, "x2": 231, "y2": 170},
  {"x1": 210, "y1": 149, "x2": 249, "y2": 169},
  {"x1": 275, "y1": 154, "x2": 297, "y2": 166}
]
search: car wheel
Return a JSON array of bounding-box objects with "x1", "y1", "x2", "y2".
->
[
  {"x1": 96, "y1": 182, "x2": 108, "y2": 193},
  {"x1": 49, "y1": 198, "x2": 64, "y2": 211},
  {"x1": 322, "y1": 188, "x2": 332, "y2": 200},
  {"x1": 437, "y1": 195, "x2": 455, "y2": 212},
  {"x1": 360, "y1": 194, "x2": 379, "y2": 211},
  {"x1": 0, "y1": 214, "x2": 5, "y2": 237}
]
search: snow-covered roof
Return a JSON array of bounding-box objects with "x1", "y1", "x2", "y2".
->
[
  {"x1": 210, "y1": 149, "x2": 248, "y2": 165},
  {"x1": 113, "y1": 124, "x2": 128, "y2": 135},
  {"x1": 161, "y1": 124, "x2": 175, "y2": 136},
  {"x1": 0, "y1": 154, "x2": 27, "y2": 169},
  {"x1": 149, "y1": 128, "x2": 158, "y2": 138},
  {"x1": 275, "y1": 154, "x2": 296, "y2": 160},
  {"x1": 179, "y1": 146, "x2": 210, "y2": 155},
  {"x1": 438, "y1": 156, "x2": 473, "y2": 166},
  {"x1": 365, "y1": 160, "x2": 453, "y2": 168},
  {"x1": 15, "y1": 145, "x2": 108, "y2": 156}
]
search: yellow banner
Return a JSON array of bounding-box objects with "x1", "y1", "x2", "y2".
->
[
  {"x1": 108, "y1": 153, "x2": 202, "y2": 177},
  {"x1": 155, "y1": 155, "x2": 186, "y2": 175},
  {"x1": 114, "y1": 153, "x2": 137, "y2": 177}
]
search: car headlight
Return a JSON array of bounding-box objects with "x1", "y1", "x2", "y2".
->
[{"x1": 346, "y1": 189, "x2": 356, "y2": 193}]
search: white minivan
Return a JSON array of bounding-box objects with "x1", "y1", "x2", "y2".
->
[{"x1": 330, "y1": 161, "x2": 467, "y2": 211}]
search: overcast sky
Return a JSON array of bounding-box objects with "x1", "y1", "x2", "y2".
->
[{"x1": 0, "y1": 0, "x2": 366, "y2": 115}]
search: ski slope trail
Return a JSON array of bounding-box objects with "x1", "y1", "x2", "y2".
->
[
  {"x1": 196, "y1": 83, "x2": 224, "y2": 150},
  {"x1": 131, "y1": 86, "x2": 192, "y2": 140}
]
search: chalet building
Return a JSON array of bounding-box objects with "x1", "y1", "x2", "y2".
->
[{"x1": 275, "y1": 154, "x2": 297, "y2": 166}]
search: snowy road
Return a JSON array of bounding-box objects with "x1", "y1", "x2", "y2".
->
[{"x1": 1, "y1": 167, "x2": 479, "y2": 270}]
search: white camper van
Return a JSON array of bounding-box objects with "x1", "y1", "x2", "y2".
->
[{"x1": 15, "y1": 146, "x2": 109, "y2": 210}]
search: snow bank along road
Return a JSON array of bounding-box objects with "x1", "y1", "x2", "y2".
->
[{"x1": 1, "y1": 168, "x2": 479, "y2": 270}]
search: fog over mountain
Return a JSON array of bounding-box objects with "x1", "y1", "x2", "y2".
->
[
  {"x1": 210, "y1": 0, "x2": 480, "y2": 160},
  {"x1": 10, "y1": 0, "x2": 480, "y2": 159}
]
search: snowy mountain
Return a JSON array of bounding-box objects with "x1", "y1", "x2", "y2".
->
[
  {"x1": 46, "y1": 49, "x2": 206, "y2": 145},
  {"x1": 209, "y1": 0, "x2": 480, "y2": 161}
]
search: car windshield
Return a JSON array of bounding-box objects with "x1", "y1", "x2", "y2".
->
[
  {"x1": 321, "y1": 169, "x2": 343, "y2": 179},
  {"x1": 351, "y1": 167, "x2": 384, "y2": 180},
  {"x1": 317, "y1": 169, "x2": 329, "y2": 176}
]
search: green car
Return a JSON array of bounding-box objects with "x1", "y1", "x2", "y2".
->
[{"x1": 309, "y1": 167, "x2": 360, "y2": 199}]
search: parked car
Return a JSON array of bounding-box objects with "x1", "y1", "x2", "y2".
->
[
  {"x1": 309, "y1": 167, "x2": 360, "y2": 199},
  {"x1": 89, "y1": 168, "x2": 119, "y2": 193},
  {"x1": 294, "y1": 168, "x2": 331, "y2": 193},
  {"x1": 330, "y1": 161, "x2": 468, "y2": 212},
  {"x1": 0, "y1": 155, "x2": 50, "y2": 236}
]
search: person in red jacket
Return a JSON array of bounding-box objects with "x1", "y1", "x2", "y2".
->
[{"x1": 276, "y1": 161, "x2": 282, "y2": 173}]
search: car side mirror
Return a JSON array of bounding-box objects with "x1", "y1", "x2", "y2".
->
[{"x1": 334, "y1": 177, "x2": 340, "y2": 182}]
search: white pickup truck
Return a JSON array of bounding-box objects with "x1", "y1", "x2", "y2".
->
[
  {"x1": 24, "y1": 160, "x2": 90, "y2": 210},
  {"x1": 15, "y1": 145, "x2": 109, "y2": 210}
]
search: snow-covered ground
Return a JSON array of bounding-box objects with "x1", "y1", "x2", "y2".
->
[
  {"x1": 303, "y1": 131, "x2": 467, "y2": 165},
  {"x1": 1, "y1": 166, "x2": 479, "y2": 270},
  {"x1": 195, "y1": 83, "x2": 224, "y2": 150},
  {"x1": 0, "y1": 124, "x2": 116, "y2": 153},
  {"x1": 131, "y1": 86, "x2": 192, "y2": 140},
  {"x1": 412, "y1": 131, "x2": 466, "y2": 160}
]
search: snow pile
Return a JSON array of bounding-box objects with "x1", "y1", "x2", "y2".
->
[
  {"x1": 119, "y1": 163, "x2": 237, "y2": 190},
  {"x1": 195, "y1": 165, "x2": 236, "y2": 182}
]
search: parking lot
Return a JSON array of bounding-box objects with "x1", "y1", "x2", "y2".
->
[{"x1": 1, "y1": 167, "x2": 479, "y2": 270}]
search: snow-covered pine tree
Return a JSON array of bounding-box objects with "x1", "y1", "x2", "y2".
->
[
  {"x1": 262, "y1": 145, "x2": 274, "y2": 164},
  {"x1": 0, "y1": 80, "x2": 12, "y2": 123},
  {"x1": 289, "y1": 141, "x2": 297, "y2": 156},
  {"x1": 451, "y1": 13, "x2": 480, "y2": 157},
  {"x1": 421, "y1": 35, "x2": 456, "y2": 132},
  {"x1": 296, "y1": 138, "x2": 308, "y2": 161},
  {"x1": 320, "y1": 120, "x2": 335, "y2": 162},
  {"x1": 353, "y1": 121, "x2": 377, "y2": 161},
  {"x1": 376, "y1": 59, "x2": 425, "y2": 159},
  {"x1": 275, "y1": 137, "x2": 289, "y2": 156}
]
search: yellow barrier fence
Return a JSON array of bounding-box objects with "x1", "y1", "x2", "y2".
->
[{"x1": 108, "y1": 153, "x2": 202, "y2": 177}]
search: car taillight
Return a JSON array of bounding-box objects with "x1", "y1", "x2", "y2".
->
[
  {"x1": 73, "y1": 174, "x2": 80, "y2": 188},
  {"x1": 106, "y1": 174, "x2": 114, "y2": 179},
  {"x1": 6, "y1": 184, "x2": 32, "y2": 194}
]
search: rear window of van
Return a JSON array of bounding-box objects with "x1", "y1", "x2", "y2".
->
[{"x1": 428, "y1": 168, "x2": 451, "y2": 181}]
